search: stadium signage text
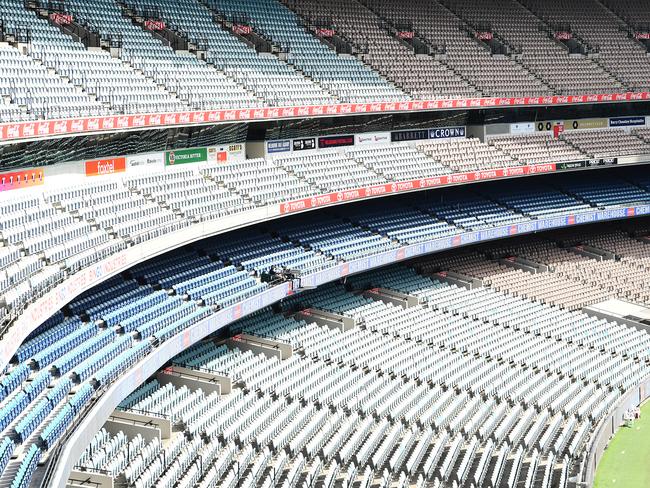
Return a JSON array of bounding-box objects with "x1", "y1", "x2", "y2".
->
[
  {"x1": 292, "y1": 138, "x2": 316, "y2": 151},
  {"x1": 280, "y1": 162, "x2": 557, "y2": 214},
  {"x1": 126, "y1": 153, "x2": 165, "y2": 172},
  {"x1": 609, "y1": 116, "x2": 646, "y2": 127},
  {"x1": 50, "y1": 13, "x2": 73, "y2": 25},
  {"x1": 144, "y1": 20, "x2": 166, "y2": 31},
  {"x1": 233, "y1": 25, "x2": 252, "y2": 35},
  {"x1": 165, "y1": 148, "x2": 208, "y2": 166},
  {"x1": 3, "y1": 93, "x2": 650, "y2": 143},
  {"x1": 85, "y1": 157, "x2": 126, "y2": 176},
  {"x1": 429, "y1": 126, "x2": 466, "y2": 139},
  {"x1": 266, "y1": 140, "x2": 292, "y2": 154},
  {"x1": 318, "y1": 135, "x2": 355, "y2": 148},
  {"x1": 0, "y1": 169, "x2": 44, "y2": 192},
  {"x1": 556, "y1": 158, "x2": 618, "y2": 171}
]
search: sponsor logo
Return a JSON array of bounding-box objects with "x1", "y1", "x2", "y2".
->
[
  {"x1": 396, "y1": 181, "x2": 414, "y2": 191},
  {"x1": 237, "y1": 109, "x2": 251, "y2": 120},
  {"x1": 191, "y1": 112, "x2": 205, "y2": 123},
  {"x1": 318, "y1": 135, "x2": 354, "y2": 149},
  {"x1": 85, "y1": 157, "x2": 126, "y2": 176},
  {"x1": 281, "y1": 107, "x2": 296, "y2": 117},
  {"x1": 22, "y1": 123, "x2": 35, "y2": 137},
  {"x1": 475, "y1": 170, "x2": 498, "y2": 180},
  {"x1": 70, "y1": 119, "x2": 84, "y2": 131},
  {"x1": 341, "y1": 189, "x2": 361, "y2": 201},
  {"x1": 86, "y1": 118, "x2": 99, "y2": 131},
  {"x1": 53, "y1": 120, "x2": 68, "y2": 134},
  {"x1": 282, "y1": 200, "x2": 307, "y2": 213},
  {"x1": 37, "y1": 122, "x2": 51, "y2": 135},
  {"x1": 446, "y1": 173, "x2": 470, "y2": 184},
  {"x1": 267, "y1": 140, "x2": 291, "y2": 154},
  {"x1": 420, "y1": 177, "x2": 443, "y2": 187},
  {"x1": 313, "y1": 195, "x2": 333, "y2": 206},
  {"x1": 365, "y1": 185, "x2": 388, "y2": 197},
  {"x1": 0, "y1": 170, "x2": 44, "y2": 191},
  {"x1": 148, "y1": 114, "x2": 162, "y2": 125},
  {"x1": 609, "y1": 116, "x2": 646, "y2": 127},
  {"x1": 166, "y1": 148, "x2": 208, "y2": 166},
  {"x1": 429, "y1": 126, "x2": 466, "y2": 139},
  {"x1": 127, "y1": 153, "x2": 164, "y2": 170},
  {"x1": 293, "y1": 138, "x2": 316, "y2": 151}
]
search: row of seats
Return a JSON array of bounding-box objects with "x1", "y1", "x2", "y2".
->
[
  {"x1": 1, "y1": 151, "x2": 648, "y2": 339},
  {"x1": 2, "y1": 174, "x2": 650, "y2": 484},
  {"x1": 77, "y1": 236, "x2": 650, "y2": 486},
  {"x1": 4, "y1": 0, "x2": 650, "y2": 122}
]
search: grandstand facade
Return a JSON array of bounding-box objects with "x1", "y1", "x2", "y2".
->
[{"x1": 1, "y1": 1, "x2": 650, "y2": 487}]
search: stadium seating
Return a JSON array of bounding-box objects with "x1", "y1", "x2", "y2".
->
[
  {"x1": 0, "y1": 143, "x2": 649, "y2": 486},
  {"x1": 442, "y1": 0, "x2": 625, "y2": 94},
  {"x1": 2, "y1": 0, "x2": 650, "y2": 122},
  {"x1": 521, "y1": 0, "x2": 650, "y2": 91},
  {"x1": 2, "y1": 149, "x2": 650, "y2": 335},
  {"x1": 73, "y1": 248, "x2": 650, "y2": 487}
]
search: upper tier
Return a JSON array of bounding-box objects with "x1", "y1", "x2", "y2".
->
[{"x1": 1, "y1": 0, "x2": 650, "y2": 139}]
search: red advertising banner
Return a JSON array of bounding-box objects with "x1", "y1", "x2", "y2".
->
[
  {"x1": 279, "y1": 163, "x2": 556, "y2": 214},
  {"x1": 0, "y1": 93, "x2": 649, "y2": 143},
  {"x1": 50, "y1": 13, "x2": 73, "y2": 25},
  {"x1": 554, "y1": 32, "x2": 572, "y2": 40},
  {"x1": 476, "y1": 32, "x2": 493, "y2": 40},
  {"x1": 85, "y1": 157, "x2": 127, "y2": 176},
  {"x1": 144, "y1": 20, "x2": 166, "y2": 31},
  {"x1": 233, "y1": 24, "x2": 252, "y2": 35},
  {"x1": 397, "y1": 31, "x2": 415, "y2": 39},
  {"x1": 0, "y1": 169, "x2": 44, "y2": 192},
  {"x1": 315, "y1": 28, "x2": 334, "y2": 37},
  {"x1": 635, "y1": 32, "x2": 650, "y2": 40}
]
